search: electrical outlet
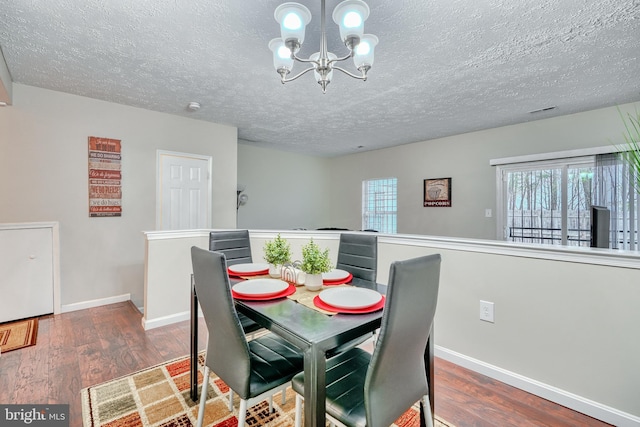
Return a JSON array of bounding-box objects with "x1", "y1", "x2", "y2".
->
[
  {"x1": 485, "y1": 208, "x2": 492, "y2": 217},
  {"x1": 480, "y1": 300, "x2": 494, "y2": 323}
]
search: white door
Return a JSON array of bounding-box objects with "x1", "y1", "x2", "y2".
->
[{"x1": 157, "y1": 151, "x2": 212, "y2": 230}]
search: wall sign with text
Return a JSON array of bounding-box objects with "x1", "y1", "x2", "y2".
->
[
  {"x1": 423, "y1": 178, "x2": 452, "y2": 207},
  {"x1": 88, "y1": 136, "x2": 122, "y2": 217}
]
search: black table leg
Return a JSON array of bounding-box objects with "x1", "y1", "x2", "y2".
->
[
  {"x1": 420, "y1": 327, "x2": 435, "y2": 427},
  {"x1": 190, "y1": 274, "x2": 199, "y2": 402}
]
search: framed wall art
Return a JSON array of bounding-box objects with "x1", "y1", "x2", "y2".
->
[
  {"x1": 88, "y1": 136, "x2": 122, "y2": 217},
  {"x1": 423, "y1": 177, "x2": 451, "y2": 207}
]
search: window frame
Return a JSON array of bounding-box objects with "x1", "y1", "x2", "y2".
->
[
  {"x1": 496, "y1": 156, "x2": 594, "y2": 245},
  {"x1": 361, "y1": 177, "x2": 398, "y2": 234}
]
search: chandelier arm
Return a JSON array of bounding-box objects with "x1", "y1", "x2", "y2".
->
[
  {"x1": 291, "y1": 53, "x2": 320, "y2": 65},
  {"x1": 331, "y1": 65, "x2": 368, "y2": 81},
  {"x1": 327, "y1": 52, "x2": 353, "y2": 64},
  {"x1": 281, "y1": 66, "x2": 317, "y2": 83}
]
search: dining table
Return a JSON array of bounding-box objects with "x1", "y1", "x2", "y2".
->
[{"x1": 189, "y1": 273, "x2": 435, "y2": 427}]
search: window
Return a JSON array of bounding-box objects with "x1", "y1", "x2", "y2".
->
[
  {"x1": 362, "y1": 178, "x2": 397, "y2": 233},
  {"x1": 497, "y1": 152, "x2": 638, "y2": 249}
]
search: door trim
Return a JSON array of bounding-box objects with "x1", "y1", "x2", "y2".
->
[{"x1": 156, "y1": 150, "x2": 213, "y2": 230}]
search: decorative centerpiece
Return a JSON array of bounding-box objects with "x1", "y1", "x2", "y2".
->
[
  {"x1": 281, "y1": 260, "x2": 304, "y2": 285},
  {"x1": 300, "y1": 239, "x2": 331, "y2": 291},
  {"x1": 263, "y1": 234, "x2": 292, "y2": 278}
]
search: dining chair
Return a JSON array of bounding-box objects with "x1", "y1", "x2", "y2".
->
[
  {"x1": 209, "y1": 229, "x2": 262, "y2": 335},
  {"x1": 291, "y1": 253, "x2": 441, "y2": 427},
  {"x1": 191, "y1": 246, "x2": 305, "y2": 427},
  {"x1": 209, "y1": 229, "x2": 253, "y2": 266},
  {"x1": 336, "y1": 233, "x2": 378, "y2": 282},
  {"x1": 327, "y1": 232, "x2": 379, "y2": 356}
]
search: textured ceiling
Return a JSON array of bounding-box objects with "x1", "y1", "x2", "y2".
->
[{"x1": 1, "y1": 0, "x2": 639, "y2": 157}]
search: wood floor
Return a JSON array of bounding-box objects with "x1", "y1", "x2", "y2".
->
[{"x1": 0, "y1": 301, "x2": 612, "y2": 427}]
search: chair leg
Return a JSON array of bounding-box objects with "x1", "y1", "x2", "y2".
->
[
  {"x1": 422, "y1": 394, "x2": 434, "y2": 427},
  {"x1": 196, "y1": 367, "x2": 210, "y2": 427},
  {"x1": 281, "y1": 389, "x2": 286, "y2": 405},
  {"x1": 268, "y1": 395, "x2": 273, "y2": 413},
  {"x1": 294, "y1": 394, "x2": 303, "y2": 427},
  {"x1": 228, "y1": 389, "x2": 234, "y2": 412},
  {"x1": 238, "y1": 399, "x2": 248, "y2": 427}
]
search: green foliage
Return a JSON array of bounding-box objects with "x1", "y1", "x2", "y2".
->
[
  {"x1": 300, "y1": 239, "x2": 331, "y2": 274},
  {"x1": 263, "y1": 234, "x2": 291, "y2": 265},
  {"x1": 617, "y1": 107, "x2": 640, "y2": 194}
]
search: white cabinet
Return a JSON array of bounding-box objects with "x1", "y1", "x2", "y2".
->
[{"x1": 0, "y1": 224, "x2": 55, "y2": 322}]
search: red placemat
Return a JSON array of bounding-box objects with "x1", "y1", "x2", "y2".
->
[
  {"x1": 232, "y1": 283, "x2": 296, "y2": 301},
  {"x1": 227, "y1": 268, "x2": 269, "y2": 278},
  {"x1": 323, "y1": 272, "x2": 353, "y2": 286},
  {"x1": 313, "y1": 295, "x2": 385, "y2": 314}
]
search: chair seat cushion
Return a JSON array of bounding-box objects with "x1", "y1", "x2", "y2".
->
[
  {"x1": 248, "y1": 334, "x2": 304, "y2": 398},
  {"x1": 292, "y1": 348, "x2": 371, "y2": 426}
]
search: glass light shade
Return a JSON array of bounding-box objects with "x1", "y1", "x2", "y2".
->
[
  {"x1": 269, "y1": 38, "x2": 293, "y2": 71},
  {"x1": 353, "y1": 34, "x2": 378, "y2": 69},
  {"x1": 310, "y1": 52, "x2": 337, "y2": 83},
  {"x1": 332, "y1": 0, "x2": 370, "y2": 44},
  {"x1": 274, "y1": 2, "x2": 312, "y2": 46}
]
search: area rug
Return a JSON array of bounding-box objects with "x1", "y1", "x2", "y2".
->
[
  {"x1": 82, "y1": 352, "x2": 452, "y2": 427},
  {"x1": 0, "y1": 318, "x2": 38, "y2": 354}
]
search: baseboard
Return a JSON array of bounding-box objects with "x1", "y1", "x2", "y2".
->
[
  {"x1": 61, "y1": 293, "x2": 131, "y2": 313},
  {"x1": 436, "y1": 346, "x2": 640, "y2": 427},
  {"x1": 141, "y1": 310, "x2": 191, "y2": 331}
]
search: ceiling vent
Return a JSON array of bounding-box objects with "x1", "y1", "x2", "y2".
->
[{"x1": 529, "y1": 106, "x2": 557, "y2": 114}]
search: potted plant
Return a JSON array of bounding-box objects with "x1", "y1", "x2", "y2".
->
[
  {"x1": 300, "y1": 239, "x2": 332, "y2": 291},
  {"x1": 263, "y1": 234, "x2": 292, "y2": 278}
]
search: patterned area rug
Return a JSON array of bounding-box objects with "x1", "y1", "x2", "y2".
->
[
  {"x1": 81, "y1": 352, "x2": 452, "y2": 427},
  {"x1": 0, "y1": 318, "x2": 38, "y2": 353}
]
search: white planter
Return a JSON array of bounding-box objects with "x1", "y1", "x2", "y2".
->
[
  {"x1": 303, "y1": 273, "x2": 323, "y2": 291},
  {"x1": 269, "y1": 264, "x2": 282, "y2": 278}
]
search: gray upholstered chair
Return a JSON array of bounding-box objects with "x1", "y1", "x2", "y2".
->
[
  {"x1": 191, "y1": 246, "x2": 304, "y2": 427},
  {"x1": 209, "y1": 229, "x2": 253, "y2": 266},
  {"x1": 336, "y1": 233, "x2": 378, "y2": 282},
  {"x1": 292, "y1": 254, "x2": 441, "y2": 427},
  {"x1": 327, "y1": 232, "x2": 379, "y2": 356},
  {"x1": 209, "y1": 230, "x2": 261, "y2": 335}
]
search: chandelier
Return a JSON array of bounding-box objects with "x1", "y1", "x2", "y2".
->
[{"x1": 268, "y1": 0, "x2": 378, "y2": 93}]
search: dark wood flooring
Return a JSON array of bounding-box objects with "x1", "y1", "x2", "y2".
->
[{"x1": 0, "y1": 302, "x2": 612, "y2": 427}]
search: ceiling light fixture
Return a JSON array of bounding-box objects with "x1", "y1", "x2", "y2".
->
[
  {"x1": 269, "y1": 0, "x2": 378, "y2": 93},
  {"x1": 187, "y1": 102, "x2": 201, "y2": 112}
]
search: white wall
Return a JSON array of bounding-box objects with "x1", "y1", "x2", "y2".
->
[
  {"x1": 237, "y1": 143, "x2": 332, "y2": 230},
  {"x1": 327, "y1": 101, "x2": 640, "y2": 238},
  {"x1": 0, "y1": 84, "x2": 238, "y2": 309}
]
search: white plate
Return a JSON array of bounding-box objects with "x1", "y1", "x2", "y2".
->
[
  {"x1": 228, "y1": 263, "x2": 269, "y2": 275},
  {"x1": 232, "y1": 279, "x2": 289, "y2": 297},
  {"x1": 322, "y1": 269, "x2": 351, "y2": 281},
  {"x1": 319, "y1": 287, "x2": 382, "y2": 310}
]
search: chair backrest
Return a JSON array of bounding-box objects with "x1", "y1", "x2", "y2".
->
[
  {"x1": 190, "y1": 246, "x2": 252, "y2": 396},
  {"x1": 335, "y1": 233, "x2": 378, "y2": 282},
  {"x1": 209, "y1": 230, "x2": 252, "y2": 266},
  {"x1": 364, "y1": 254, "x2": 441, "y2": 427}
]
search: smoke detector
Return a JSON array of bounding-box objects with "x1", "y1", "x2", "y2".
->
[{"x1": 187, "y1": 102, "x2": 201, "y2": 112}]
